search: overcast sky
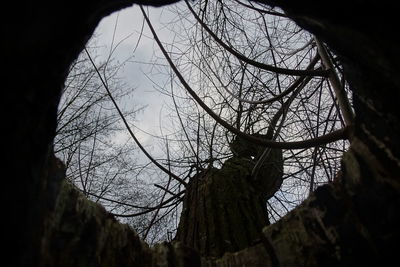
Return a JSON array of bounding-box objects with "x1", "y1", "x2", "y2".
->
[{"x1": 92, "y1": 4, "x2": 182, "y2": 154}]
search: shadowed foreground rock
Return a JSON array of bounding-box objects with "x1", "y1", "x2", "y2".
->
[
  {"x1": 2, "y1": 0, "x2": 399, "y2": 266},
  {"x1": 39, "y1": 156, "x2": 201, "y2": 267}
]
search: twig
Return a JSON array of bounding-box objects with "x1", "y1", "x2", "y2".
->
[
  {"x1": 140, "y1": 5, "x2": 350, "y2": 150},
  {"x1": 84, "y1": 48, "x2": 187, "y2": 187}
]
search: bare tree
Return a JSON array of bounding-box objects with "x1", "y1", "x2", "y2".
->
[
  {"x1": 131, "y1": 0, "x2": 353, "y2": 236},
  {"x1": 55, "y1": 0, "x2": 353, "y2": 248}
]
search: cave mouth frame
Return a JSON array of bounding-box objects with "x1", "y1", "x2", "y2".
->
[{"x1": 4, "y1": 0, "x2": 399, "y2": 266}]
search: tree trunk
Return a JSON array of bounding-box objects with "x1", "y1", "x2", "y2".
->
[
  {"x1": 175, "y1": 139, "x2": 283, "y2": 258},
  {"x1": 3, "y1": 0, "x2": 400, "y2": 266}
]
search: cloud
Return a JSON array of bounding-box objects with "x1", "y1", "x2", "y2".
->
[{"x1": 92, "y1": 4, "x2": 182, "y2": 163}]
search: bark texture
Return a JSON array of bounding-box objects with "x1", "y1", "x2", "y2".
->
[
  {"x1": 2, "y1": 0, "x2": 400, "y2": 266},
  {"x1": 175, "y1": 139, "x2": 283, "y2": 258}
]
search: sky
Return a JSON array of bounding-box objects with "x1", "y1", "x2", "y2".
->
[
  {"x1": 91, "y1": 4, "x2": 182, "y2": 156},
  {"x1": 72, "y1": 5, "x2": 188, "y2": 228}
]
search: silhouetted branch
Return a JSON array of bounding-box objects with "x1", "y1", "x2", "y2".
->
[
  {"x1": 85, "y1": 48, "x2": 187, "y2": 186},
  {"x1": 141, "y1": 6, "x2": 349, "y2": 150}
]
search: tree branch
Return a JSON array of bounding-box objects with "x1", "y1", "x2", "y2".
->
[
  {"x1": 315, "y1": 37, "x2": 354, "y2": 126},
  {"x1": 141, "y1": 6, "x2": 349, "y2": 149},
  {"x1": 84, "y1": 48, "x2": 187, "y2": 186},
  {"x1": 186, "y1": 0, "x2": 328, "y2": 77}
]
